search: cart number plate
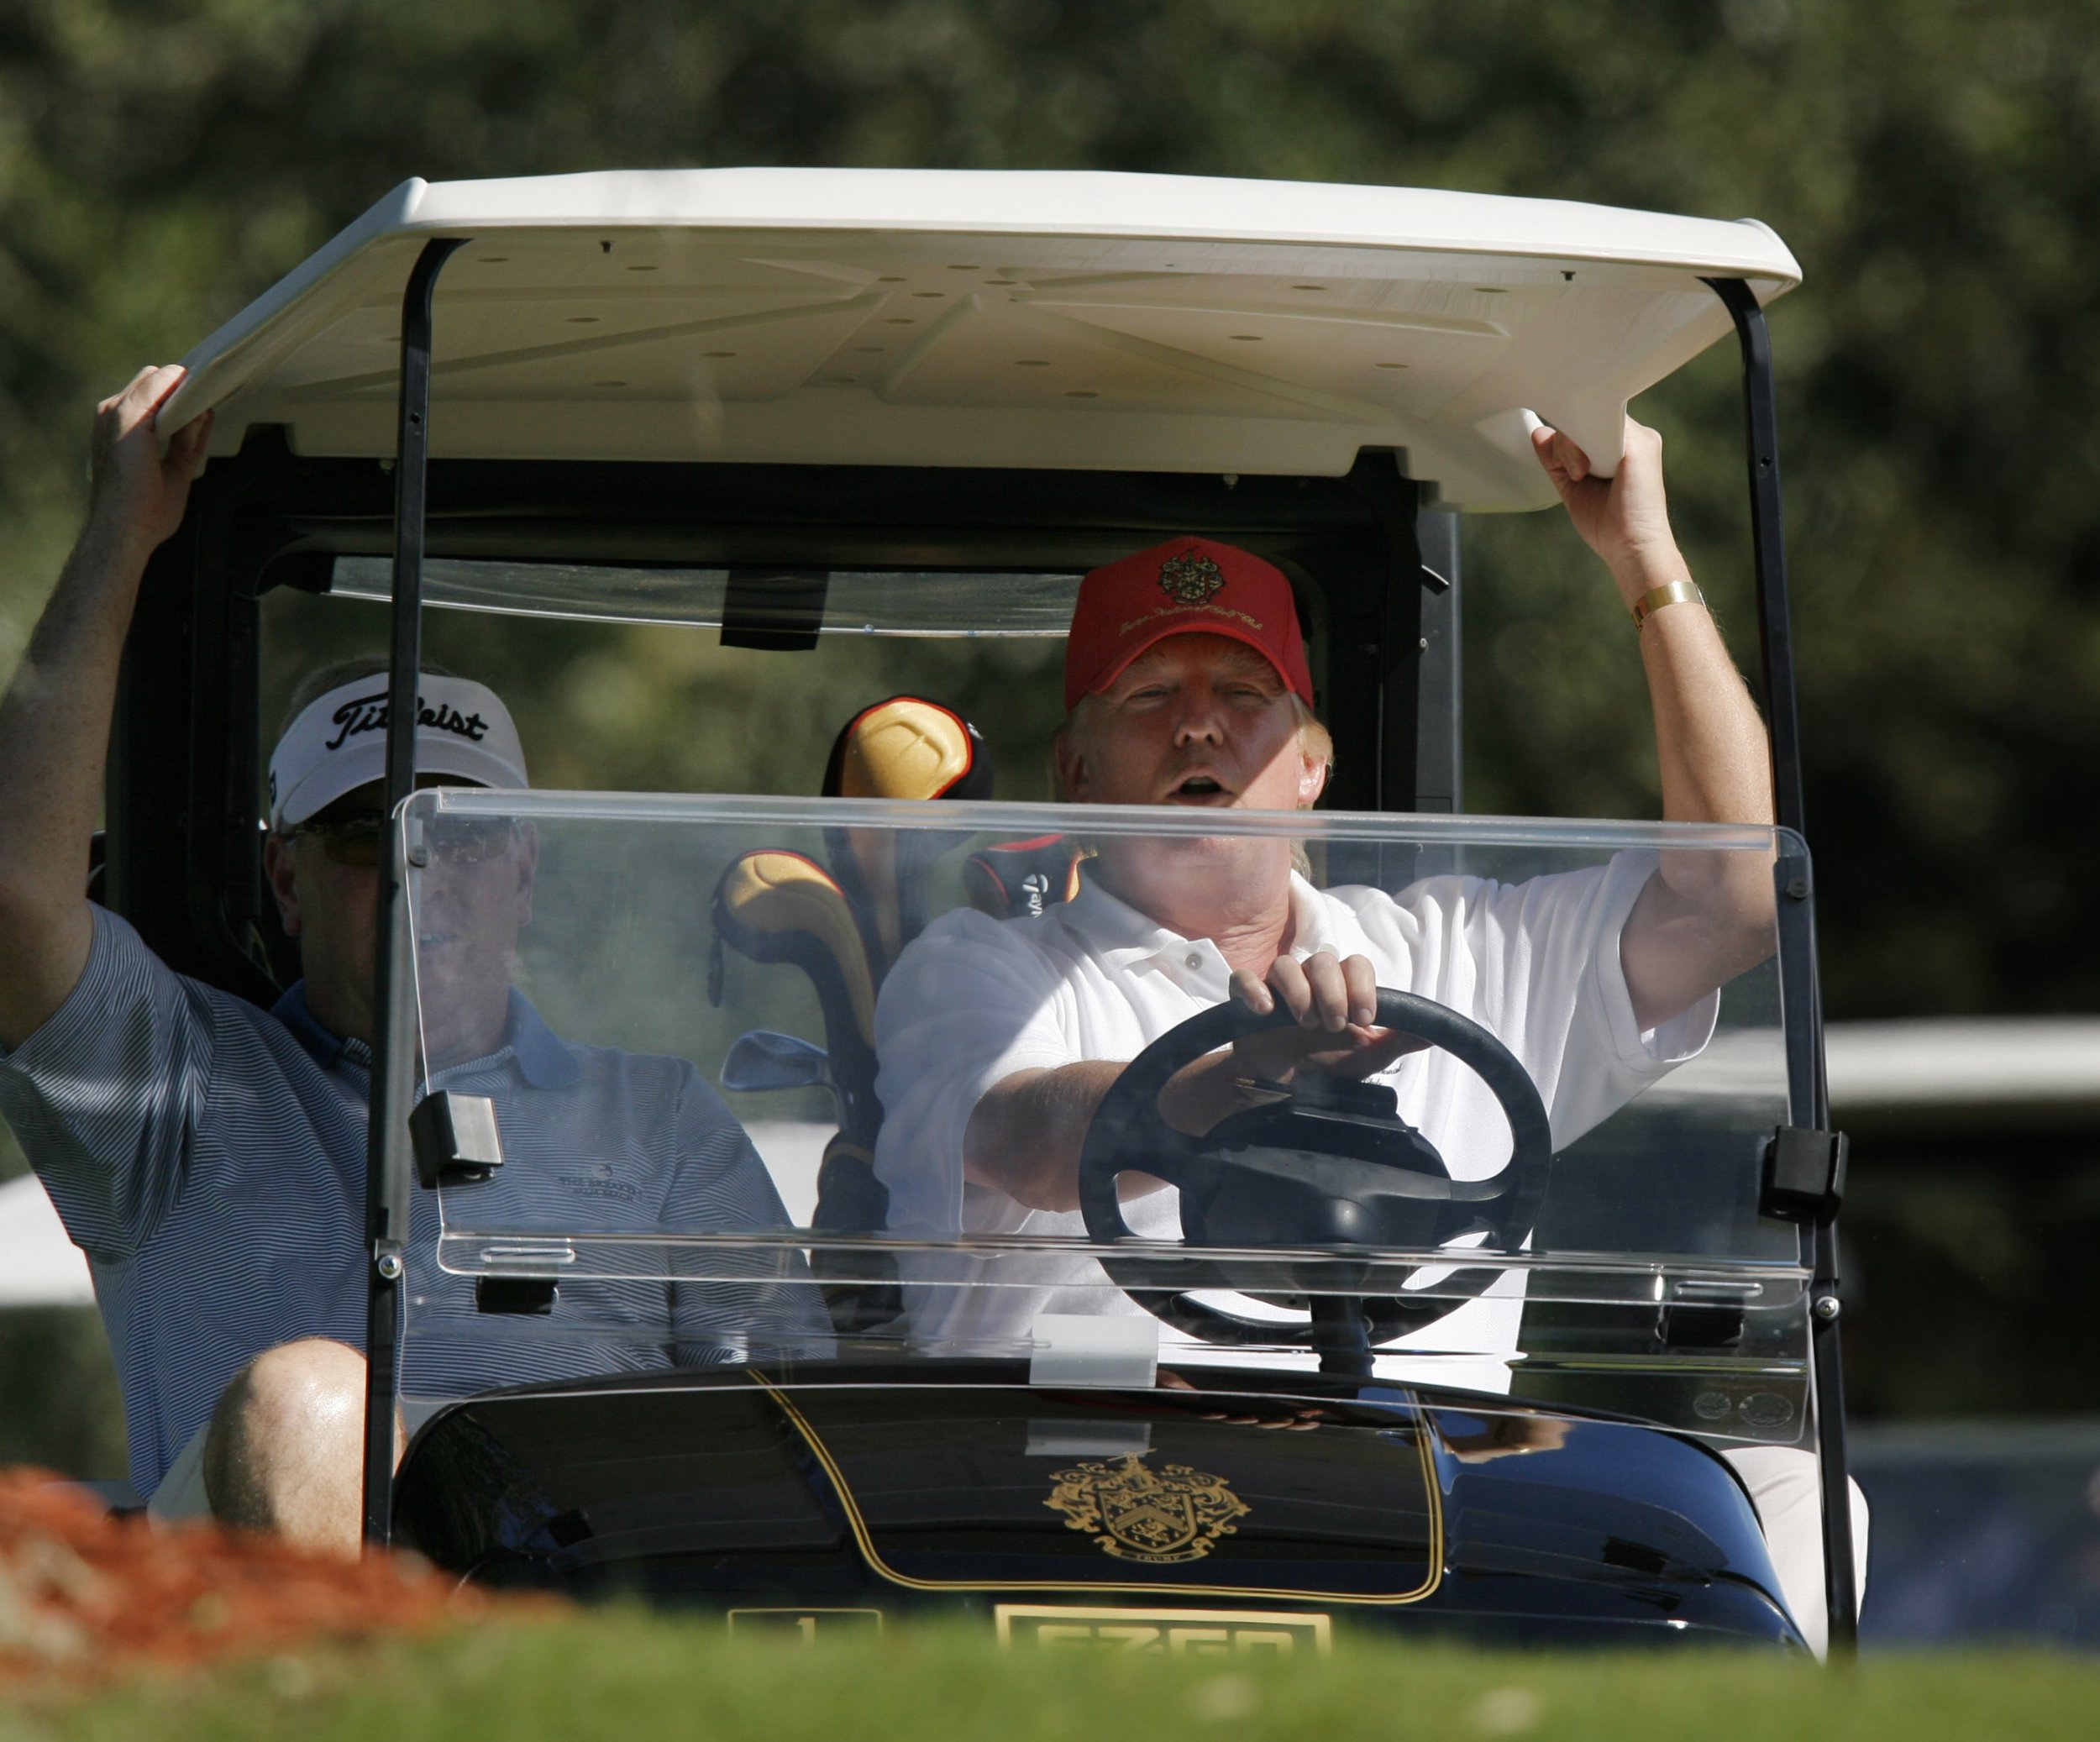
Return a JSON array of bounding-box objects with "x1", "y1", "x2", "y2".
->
[{"x1": 995, "y1": 1605, "x2": 1330, "y2": 1655}]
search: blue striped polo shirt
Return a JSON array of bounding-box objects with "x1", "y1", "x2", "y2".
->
[{"x1": 0, "y1": 906, "x2": 826, "y2": 1499}]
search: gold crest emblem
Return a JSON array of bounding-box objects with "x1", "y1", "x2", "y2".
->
[
  {"x1": 1045, "y1": 1455, "x2": 1251, "y2": 1565},
  {"x1": 1158, "y1": 551, "x2": 1226, "y2": 606}
]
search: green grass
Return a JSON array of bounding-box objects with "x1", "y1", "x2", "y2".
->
[{"x1": 6, "y1": 1611, "x2": 2094, "y2": 1742}]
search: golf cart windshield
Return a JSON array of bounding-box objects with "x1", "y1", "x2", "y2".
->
[{"x1": 398, "y1": 789, "x2": 1810, "y2": 1446}]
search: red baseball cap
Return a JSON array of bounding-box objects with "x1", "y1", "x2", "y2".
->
[{"x1": 1063, "y1": 536, "x2": 1314, "y2": 712}]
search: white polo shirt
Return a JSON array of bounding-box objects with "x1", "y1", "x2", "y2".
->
[{"x1": 871, "y1": 851, "x2": 1714, "y2": 1389}]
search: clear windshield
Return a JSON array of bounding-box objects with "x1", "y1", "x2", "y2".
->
[{"x1": 396, "y1": 790, "x2": 1810, "y2": 1444}]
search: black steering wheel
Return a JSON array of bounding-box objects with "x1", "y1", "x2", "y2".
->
[{"x1": 1076, "y1": 988, "x2": 1554, "y2": 1352}]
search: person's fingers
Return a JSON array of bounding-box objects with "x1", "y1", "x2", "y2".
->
[
  {"x1": 167, "y1": 409, "x2": 213, "y2": 474},
  {"x1": 94, "y1": 368, "x2": 176, "y2": 459},
  {"x1": 116, "y1": 365, "x2": 165, "y2": 403},
  {"x1": 1236, "y1": 1010, "x2": 1433, "y2": 1085},
  {"x1": 1341, "y1": 954, "x2": 1378, "y2": 1028},
  {"x1": 139, "y1": 363, "x2": 190, "y2": 421},
  {"x1": 113, "y1": 365, "x2": 176, "y2": 424},
  {"x1": 1228, "y1": 965, "x2": 1275, "y2": 1015},
  {"x1": 1296, "y1": 1024, "x2": 1427, "y2": 1081},
  {"x1": 1299, "y1": 951, "x2": 1351, "y2": 1032},
  {"x1": 1347, "y1": 1025, "x2": 1431, "y2": 1075},
  {"x1": 1264, "y1": 955, "x2": 1315, "y2": 1025},
  {"x1": 1528, "y1": 430, "x2": 1580, "y2": 507},
  {"x1": 1530, "y1": 422, "x2": 1591, "y2": 483}
]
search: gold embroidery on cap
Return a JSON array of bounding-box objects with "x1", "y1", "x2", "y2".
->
[
  {"x1": 1116, "y1": 602, "x2": 1265, "y2": 638},
  {"x1": 1158, "y1": 551, "x2": 1226, "y2": 606}
]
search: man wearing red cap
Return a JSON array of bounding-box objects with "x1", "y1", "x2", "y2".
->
[
  {"x1": 876, "y1": 417, "x2": 1772, "y2": 1287},
  {"x1": 871, "y1": 418, "x2": 1860, "y2": 1650},
  {"x1": 1060, "y1": 535, "x2": 1321, "y2": 718}
]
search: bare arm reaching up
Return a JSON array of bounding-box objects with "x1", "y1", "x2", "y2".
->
[
  {"x1": 1530, "y1": 417, "x2": 1777, "y2": 1032},
  {"x1": 0, "y1": 367, "x2": 211, "y2": 1048}
]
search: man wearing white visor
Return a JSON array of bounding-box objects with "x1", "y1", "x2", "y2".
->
[
  {"x1": 271, "y1": 669, "x2": 531, "y2": 825},
  {"x1": 0, "y1": 366, "x2": 823, "y2": 1554}
]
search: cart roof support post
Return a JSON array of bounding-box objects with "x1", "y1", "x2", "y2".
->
[
  {"x1": 1707, "y1": 275, "x2": 1857, "y2": 1655},
  {"x1": 363, "y1": 235, "x2": 467, "y2": 1547}
]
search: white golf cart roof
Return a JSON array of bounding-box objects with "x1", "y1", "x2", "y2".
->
[{"x1": 164, "y1": 169, "x2": 1799, "y2": 512}]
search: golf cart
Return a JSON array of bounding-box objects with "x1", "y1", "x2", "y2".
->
[{"x1": 121, "y1": 170, "x2": 1853, "y2": 1651}]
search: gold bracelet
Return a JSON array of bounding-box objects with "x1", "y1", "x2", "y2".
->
[{"x1": 1630, "y1": 580, "x2": 1705, "y2": 629}]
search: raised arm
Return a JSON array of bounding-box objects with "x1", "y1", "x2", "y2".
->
[
  {"x1": 1530, "y1": 417, "x2": 1777, "y2": 1031},
  {"x1": 0, "y1": 367, "x2": 210, "y2": 1047}
]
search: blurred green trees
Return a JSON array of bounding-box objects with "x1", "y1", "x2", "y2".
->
[{"x1": 3, "y1": 0, "x2": 2097, "y2": 1017}]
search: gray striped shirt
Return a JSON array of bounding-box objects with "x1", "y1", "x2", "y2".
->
[{"x1": 0, "y1": 907, "x2": 825, "y2": 1498}]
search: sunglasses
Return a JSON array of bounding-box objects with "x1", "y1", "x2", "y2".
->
[{"x1": 290, "y1": 814, "x2": 517, "y2": 868}]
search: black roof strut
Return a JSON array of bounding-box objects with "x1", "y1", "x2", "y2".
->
[
  {"x1": 1706, "y1": 274, "x2": 1857, "y2": 1656},
  {"x1": 363, "y1": 236, "x2": 467, "y2": 1547}
]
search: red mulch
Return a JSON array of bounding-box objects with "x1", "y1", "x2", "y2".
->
[{"x1": 0, "y1": 1465, "x2": 549, "y2": 1682}]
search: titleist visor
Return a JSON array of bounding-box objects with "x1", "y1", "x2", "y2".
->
[{"x1": 268, "y1": 674, "x2": 528, "y2": 829}]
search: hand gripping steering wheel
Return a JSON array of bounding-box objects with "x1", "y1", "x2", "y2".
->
[{"x1": 1075, "y1": 988, "x2": 1555, "y2": 1357}]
